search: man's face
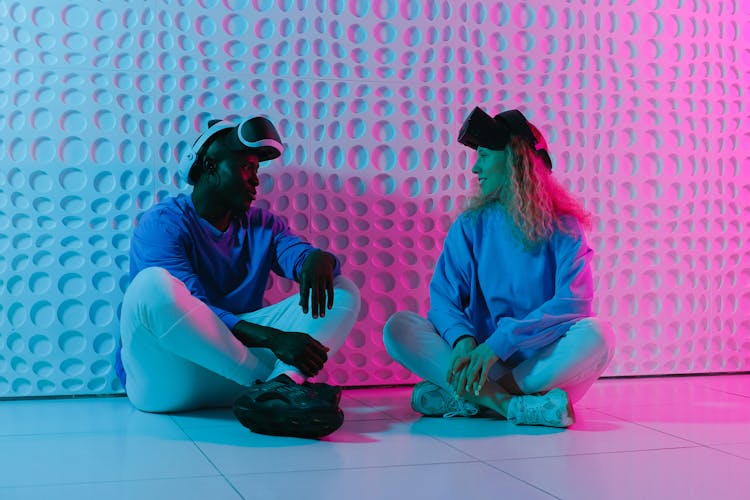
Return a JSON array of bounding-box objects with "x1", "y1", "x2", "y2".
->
[{"x1": 205, "y1": 142, "x2": 261, "y2": 211}]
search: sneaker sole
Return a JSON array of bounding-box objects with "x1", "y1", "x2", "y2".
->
[
  {"x1": 544, "y1": 390, "x2": 576, "y2": 427},
  {"x1": 561, "y1": 397, "x2": 576, "y2": 427},
  {"x1": 233, "y1": 403, "x2": 344, "y2": 439}
]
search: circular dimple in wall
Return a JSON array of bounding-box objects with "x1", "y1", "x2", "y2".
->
[
  {"x1": 32, "y1": 360, "x2": 54, "y2": 378},
  {"x1": 29, "y1": 171, "x2": 53, "y2": 193},
  {"x1": 7, "y1": 305, "x2": 27, "y2": 329},
  {"x1": 60, "y1": 358, "x2": 86, "y2": 377},
  {"x1": 92, "y1": 333, "x2": 115, "y2": 355},
  {"x1": 30, "y1": 136, "x2": 56, "y2": 163},
  {"x1": 6, "y1": 275, "x2": 25, "y2": 295},
  {"x1": 87, "y1": 378, "x2": 107, "y2": 391},
  {"x1": 91, "y1": 138, "x2": 115, "y2": 164},
  {"x1": 91, "y1": 250, "x2": 112, "y2": 267},
  {"x1": 30, "y1": 301, "x2": 55, "y2": 328},
  {"x1": 29, "y1": 272, "x2": 52, "y2": 295},
  {"x1": 58, "y1": 167, "x2": 87, "y2": 191},
  {"x1": 90, "y1": 359, "x2": 111, "y2": 376},
  {"x1": 58, "y1": 138, "x2": 88, "y2": 165},
  {"x1": 369, "y1": 296, "x2": 397, "y2": 323},
  {"x1": 59, "y1": 252, "x2": 85, "y2": 270},
  {"x1": 89, "y1": 300, "x2": 115, "y2": 327},
  {"x1": 31, "y1": 6, "x2": 55, "y2": 28},
  {"x1": 11, "y1": 378, "x2": 32, "y2": 396},
  {"x1": 28, "y1": 334, "x2": 53, "y2": 356},
  {"x1": 58, "y1": 330, "x2": 86, "y2": 355},
  {"x1": 37, "y1": 380, "x2": 56, "y2": 394},
  {"x1": 9, "y1": 354, "x2": 28, "y2": 375},
  {"x1": 92, "y1": 272, "x2": 116, "y2": 293},
  {"x1": 61, "y1": 379, "x2": 84, "y2": 391},
  {"x1": 370, "y1": 272, "x2": 396, "y2": 293},
  {"x1": 58, "y1": 273, "x2": 86, "y2": 297}
]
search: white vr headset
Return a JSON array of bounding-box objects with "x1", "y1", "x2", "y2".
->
[{"x1": 179, "y1": 116, "x2": 284, "y2": 184}]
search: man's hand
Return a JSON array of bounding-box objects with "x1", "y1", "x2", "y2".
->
[
  {"x1": 267, "y1": 331, "x2": 329, "y2": 377},
  {"x1": 447, "y1": 336, "x2": 477, "y2": 396},
  {"x1": 231, "y1": 321, "x2": 329, "y2": 377},
  {"x1": 299, "y1": 250, "x2": 336, "y2": 318}
]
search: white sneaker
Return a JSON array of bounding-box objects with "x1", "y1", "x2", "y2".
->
[
  {"x1": 411, "y1": 381, "x2": 479, "y2": 418},
  {"x1": 507, "y1": 388, "x2": 575, "y2": 427}
]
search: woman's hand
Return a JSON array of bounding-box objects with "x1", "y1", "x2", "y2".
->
[
  {"x1": 462, "y1": 343, "x2": 499, "y2": 396},
  {"x1": 447, "y1": 336, "x2": 477, "y2": 396}
]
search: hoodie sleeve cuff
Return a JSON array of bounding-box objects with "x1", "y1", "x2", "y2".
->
[
  {"x1": 442, "y1": 326, "x2": 477, "y2": 350},
  {"x1": 485, "y1": 318, "x2": 517, "y2": 361},
  {"x1": 212, "y1": 307, "x2": 241, "y2": 332}
]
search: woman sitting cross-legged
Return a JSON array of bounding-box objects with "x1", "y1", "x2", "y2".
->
[{"x1": 383, "y1": 106, "x2": 615, "y2": 427}]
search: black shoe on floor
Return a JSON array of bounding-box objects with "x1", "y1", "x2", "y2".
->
[
  {"x1": 303, "y1": 380, "x2": 342, "y2": 406},
  {"x1": 233, "y1": 375, "x2": 344, "y2": 439}
]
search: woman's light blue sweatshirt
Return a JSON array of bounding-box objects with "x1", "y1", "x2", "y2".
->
[{"x1": 427, "y1": 209, "x2": 594, "y2": 361}]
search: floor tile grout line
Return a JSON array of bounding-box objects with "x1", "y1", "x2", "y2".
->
[
  {"x1": 221, "y1": 458, "x2": 484, "y2": 478},
  {"x1": 169, "y1": 415, "x2": 248, "y2": 500},
  {"x1": 169, "y1": 413, "x2": 219, "y2": 434},
  {"x1": 401, "y1": 424, "x2": 688, "y2": 467},
  {"x1": 0, "y1": 473, "x2": 227, "y2": 491},
  {"x1": 702, "y1": 443, "x2": 750, "y2": 462},
  {"x1": 481, "y1": 443, "x2": 704, "y2": 464},
  {"x1": 172, "y1": 413, "x2": 478, "y2": 494},
  {"x1": 479, "y1": 442, "x2": 750, "y2": 500},
  {"x1": 426, "y1": 433, "x2": 500, "y2": 462},
  {"x1": 4, "y1": 378, "x2": 750, "y2": 497},
  {"x1": 418, "y1": 407, "x2": 707, "y2": 464},
  {"x1": 482, "y1": 460, "x2": 563, "y2": 499},
  {"x1": 694, "y1": 385, "x2": 750, "y2": 400},
  {"x1": 411, "y1": 431, "x2": 490, "y2": 462},
  {"x1": 0, "y1": 427, "x2": 190, "y2": 440},
  {"x1": 587, "y1": 407, "x2": 729, "y2": 448},
  {"x1": 700, "y1": 439, "x2": 750, "y2": 447},
  {"x1": 422, "y1": 418, "x2": 705, "y2": 462}
]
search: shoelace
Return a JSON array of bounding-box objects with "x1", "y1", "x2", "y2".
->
[{"x1": 443, "y1": 398, "x2": 479, "y2": 418}]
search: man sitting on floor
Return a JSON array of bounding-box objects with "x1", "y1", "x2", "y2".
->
[{"x1": 116, "y1": 116, "x2": 360, "y2": 438}]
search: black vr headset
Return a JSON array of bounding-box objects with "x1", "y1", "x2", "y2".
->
[
  {"x1": 458, "y1": 107, "x2": 550, "y2": 169},
  {"x1": 179, "y1": 116, "x2": 284, "y2": 184}
]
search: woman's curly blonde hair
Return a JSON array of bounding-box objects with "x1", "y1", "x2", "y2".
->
[{"x1": 464, "y1": 133, "x2": 592, "y2": 250}]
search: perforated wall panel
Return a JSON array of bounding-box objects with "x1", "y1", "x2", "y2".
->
[{"x1": 0, "y1": 0, "x2": 747, "y2": 396}]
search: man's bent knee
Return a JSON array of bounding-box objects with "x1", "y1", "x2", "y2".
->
[
  {"x1": 332, "y1": 276, "x2": 362, "y2": 311},
  {"x1": 124, "y1": 267, "x2": 185, "y2": 310}
]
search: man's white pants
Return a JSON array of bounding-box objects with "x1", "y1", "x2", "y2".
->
[
  {"x1": 383, "y1": 312, "x2": 615, "y2": 403},
  {"x1": 120, "y1": 267, "x2": 361, "y2": 413}
]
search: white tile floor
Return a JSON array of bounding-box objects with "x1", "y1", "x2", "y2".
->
[{"x1": 1, "y1": 374, "x2": 749, "y2": 500}]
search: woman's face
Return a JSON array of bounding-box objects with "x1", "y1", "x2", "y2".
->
[{"x1": 471, "y1": 146, "x2": 510, "y2": 196}]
